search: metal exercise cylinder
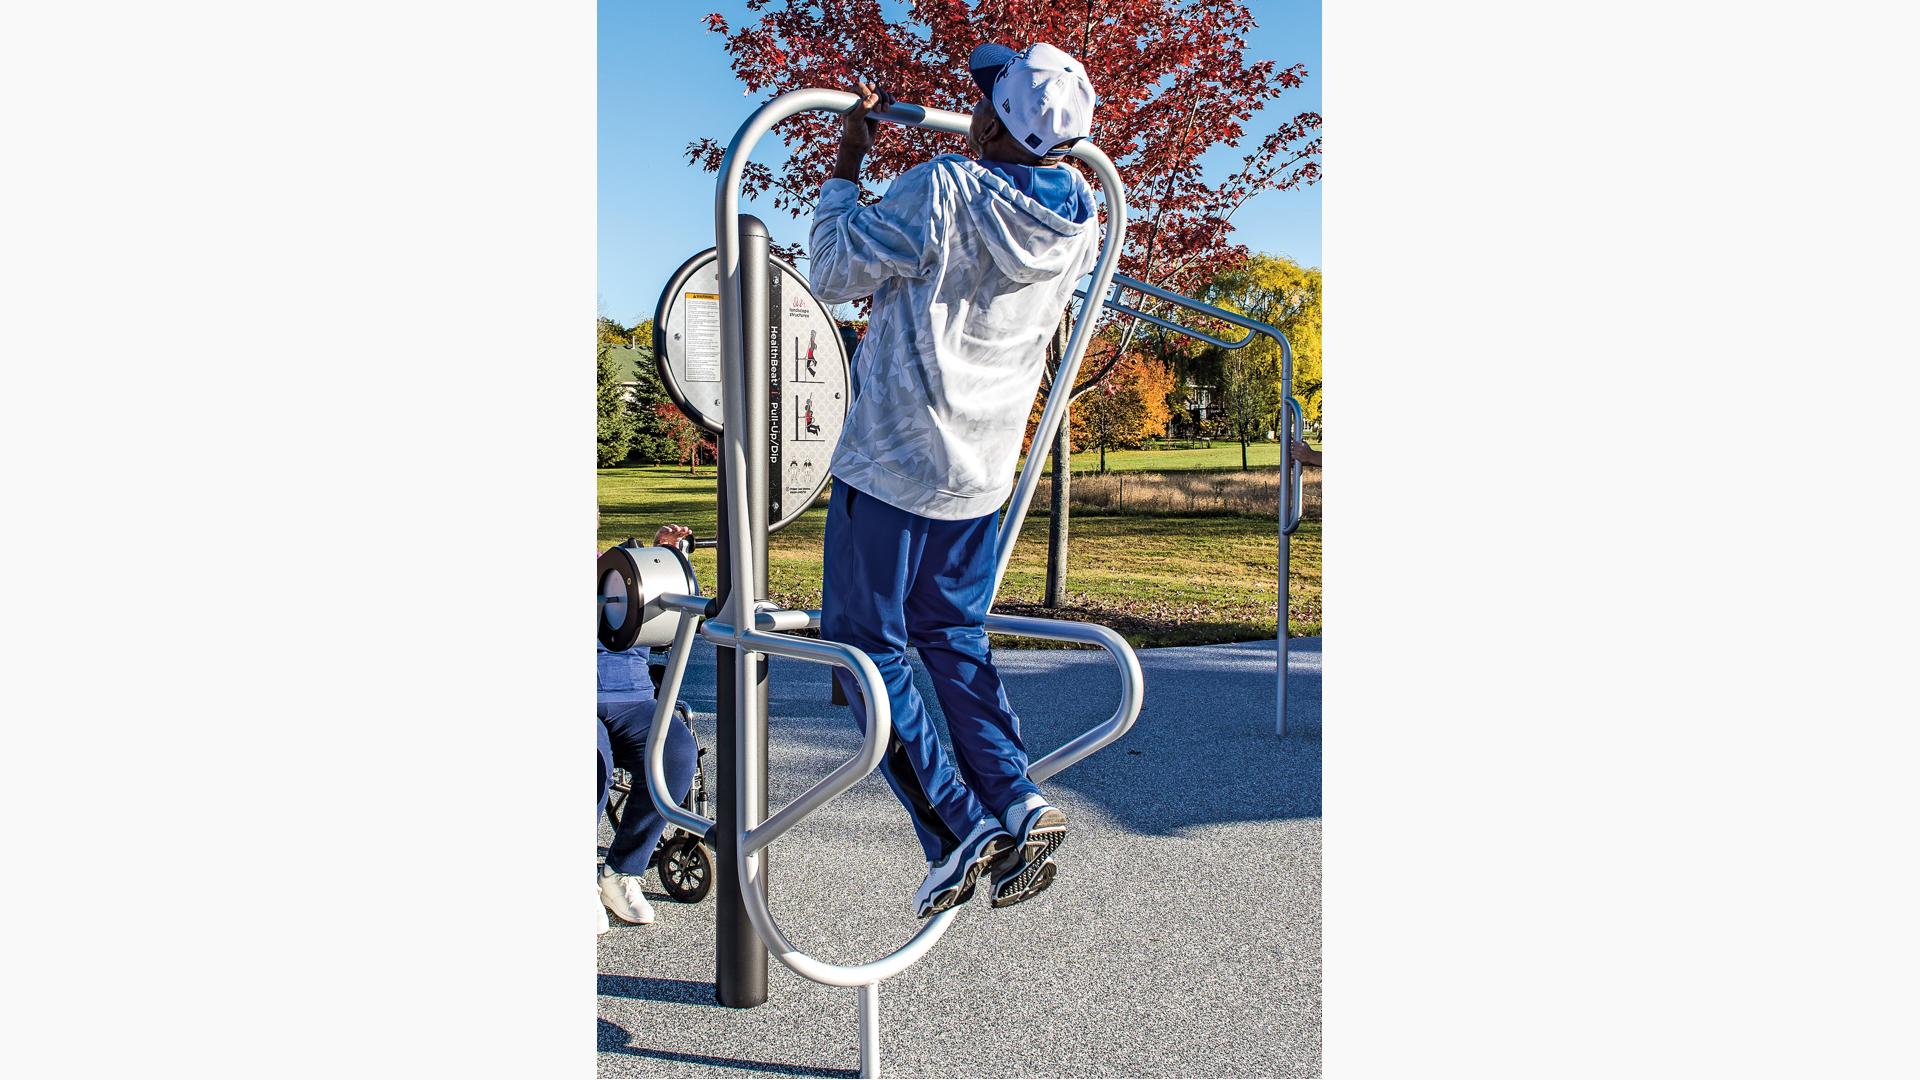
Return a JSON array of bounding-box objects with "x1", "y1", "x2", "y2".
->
[
  {"x1": 596, "y1": 543, "x2": 696, "y2": 652},
  {"x1": 714, "y1": 214, "x2": 773, "y2": 1008}
]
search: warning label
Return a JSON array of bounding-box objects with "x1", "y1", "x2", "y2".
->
[{"x1": 683, "y1": 292, "x2": 720, "y2": 382}]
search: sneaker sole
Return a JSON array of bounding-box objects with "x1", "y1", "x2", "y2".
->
[
  {"x1": 991, "y1": 857, "x2": 1057, "y2": 909},
  {"x1": 919, "y1": 834, "x2": 1013, "y2": 918},
  {"x1": 992, "y1": 810, "x2": 1067, "y2": 908}
]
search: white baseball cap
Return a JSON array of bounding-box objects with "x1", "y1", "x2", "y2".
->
[{"x1": 967, "y1": 42, "x2": 1096, "y2": 161}]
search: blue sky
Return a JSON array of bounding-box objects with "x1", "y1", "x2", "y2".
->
[{"x1": 598, "y1": 0, "x2": 1321, "y2": 327}]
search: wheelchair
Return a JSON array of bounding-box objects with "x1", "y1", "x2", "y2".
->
[{"x1": 603, "y1": 691, "x2": 714, "y2": 904}]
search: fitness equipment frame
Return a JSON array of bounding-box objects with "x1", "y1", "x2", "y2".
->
[
  {"x1": 1074, "y1": 274, "x2": 1305, "y2": 735},
  {"x1": 614, "y1": 87, "x2": 1295, "y2": 1077}
]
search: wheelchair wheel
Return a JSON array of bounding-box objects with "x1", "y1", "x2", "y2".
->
[{"x1": 657, "y1": 836, "x2": 713, "y2": 903}]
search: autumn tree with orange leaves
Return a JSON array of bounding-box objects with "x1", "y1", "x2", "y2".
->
[{"x1": 1071, "y1": 354, "x2": 1178, "y2": 473}]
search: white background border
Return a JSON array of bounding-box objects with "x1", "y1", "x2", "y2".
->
[{"x1": 4, "y1": 1, "x2": 1916, "y2": 1074}]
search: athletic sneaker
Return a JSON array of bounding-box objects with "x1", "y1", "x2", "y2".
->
[
  {"x1": 599, "y1": 865, "x2": 656, "y2": 925},
  {"x1": 992, "y1": 794, "x2": 1067, "y2": 908},
  {"x1": 597, "y1": 890, "x2": 611, "y2": 936},
  {"x1": 914, "y1": 818, "x2": 1014, "y2": 919}
]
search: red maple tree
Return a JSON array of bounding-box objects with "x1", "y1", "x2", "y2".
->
[
  {"x1": 654, "y1": 402, "x2": 716, "y2": 474},
  {"x1": 688, "y1": 0, "x2": 1320, "y2": 391}
]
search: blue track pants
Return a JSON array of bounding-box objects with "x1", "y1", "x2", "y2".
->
[
  {"x1": 597, "y1": 699, "x2": 697, "y2": 875},
  {"x1": 821, "y1": 482, "x2": 1038, "y2": 863}
]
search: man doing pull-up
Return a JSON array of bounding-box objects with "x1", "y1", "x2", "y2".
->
[{"x1": 809, "y1": 43, "x2": 1101, "y2": 917}]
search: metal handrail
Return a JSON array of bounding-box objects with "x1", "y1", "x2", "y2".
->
[
  {"x1": 983, "y1": 612, "x2": 1145, "y2": 782},
  {"x1": 713, "y1": 623, "x2": 958, "y2": 990}
]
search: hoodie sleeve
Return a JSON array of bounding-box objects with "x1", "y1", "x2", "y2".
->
[{"x1": 808, "y1": 163, "x2": 943, "y2": 304}]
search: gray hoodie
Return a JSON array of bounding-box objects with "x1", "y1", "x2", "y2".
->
[{"x1": 809, "y1": 153, "x2": 1100, "y2": 520}]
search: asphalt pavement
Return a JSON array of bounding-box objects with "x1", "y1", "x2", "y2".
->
[{"x1": 598, "y1": 634, "x2": 1321, "y2": 1078}]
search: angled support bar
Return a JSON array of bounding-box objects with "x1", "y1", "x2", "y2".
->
[
  {"x1": 982, "y1": 613, "x2": 1144, "y2": 782},
  {"x1": 1075, "y1": 272, "x2": 1277, "y2": 351},
  {"x1": 699, "y1": 623, "x2": 894, "y2": 856},
  {"x1": 643, "y1": 611, "x2": 718, "y2": 841}
]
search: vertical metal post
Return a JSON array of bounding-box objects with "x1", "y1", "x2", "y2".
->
[
  {"x1": 857, "y1": 983, "x2": 880, "y2": 1078},
  {"x1": 1276, "y1": 362, "x2": 1298, "y2": 738},
  {"x1": 1278, "y1": 493, "x2": 1289, "y2": 739},
  {"x1": 715, "y1": 215, "x2": 772, "y2": 1007}
]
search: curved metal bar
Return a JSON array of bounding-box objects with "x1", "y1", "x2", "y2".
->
[
  {"x1": 643, "y1": 612, "x2": 717, "y2": 840},
  {"x1": 982, "y1": 612, "x2": 1145, "y2": 782},
  {"x1": 1080, "y1": 266, "x2": 1303, "y2": 739},
  {"x1": 697, "y1": 622, "x2": 958, "y2": 989},
  {"x1": 752, "y1": 608, "x2": 815, "y2": 633},
  {"x1": 743, "y1": 870, "x2": 961, "y2": 989},
  {"x1": 991, "y1": 141, "x2": 1129, "y2": 596},
  {"x1": 719, "y1": 627, "x2": 893, "y2": 856}
]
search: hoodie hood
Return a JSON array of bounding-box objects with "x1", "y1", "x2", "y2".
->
[{"x1": 932, "y1": 154, "x2": 1098, "y2": 283}]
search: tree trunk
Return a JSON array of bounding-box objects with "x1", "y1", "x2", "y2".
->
[
  {"x1": 1099, "y1": 440, "x2": 1106, "y2": 473},
  {"x1": 1241, "y1": 436, "x2": 1249, "y2": 470},
  {"x1": 1041, "y1": 312, "x2": 1074, "y2": 610},
  {"x1": 1044, "y1": 409, "x2": 1071, "y2": 608}
]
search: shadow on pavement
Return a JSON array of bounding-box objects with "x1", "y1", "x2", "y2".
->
[
  {"x1": 667, "y1": 635, "x2": 1321, "y2": 840},
  {"x1": 597, "y1": 974, "x2": 722, "y2": 1008},
  {"x1": 1000, "y1": 638, "x2": 1320, "y2": 834},
  {"x1": 598, "y1": 1018, "x2": 858, "y2": 1077}
]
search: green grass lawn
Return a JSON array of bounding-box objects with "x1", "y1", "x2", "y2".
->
[{"x1": 600, "y1": 465, "x2": 1320, "y2": 648}]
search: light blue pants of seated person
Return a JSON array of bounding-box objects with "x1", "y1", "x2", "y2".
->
[
  {"x1": 820, "y1": 481, "x2": 1039, "y2": 864},
  {"x1": 597, "y1": 698, "x2": 697, "y2": 876}
]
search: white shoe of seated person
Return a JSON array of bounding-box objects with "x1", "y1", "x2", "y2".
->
[
  {"x1": 599, "y1": 865, "x2": 655, "y2": 925},
  {"x1": 597, "y1": 890, "x2": 611, "y2": 936}
]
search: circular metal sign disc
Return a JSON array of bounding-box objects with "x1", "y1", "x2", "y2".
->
[{"x1": 654, "y1": 248, "x2": 852, "y2": 532}]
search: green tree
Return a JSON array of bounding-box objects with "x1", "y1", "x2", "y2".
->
[
  {"x1": 597, "y1": 335, "x2": 642, "y2": 468},
  {"x1": 620, "y1": 318, "x2": 677, "y2": 464},
  {"x1": 597, "y1": 316, "x2": 683, "y2": 465},
  {"x1": 1202, "y1": 254, "x2": 1323, "y2": 428},
  {"x1": 1216, "y1": 350, "x2": 1282, "y2": 469}
]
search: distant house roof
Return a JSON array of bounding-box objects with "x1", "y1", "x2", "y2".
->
[{"x1": 604, "y1": 343, "x2": 651, "y2": 384}]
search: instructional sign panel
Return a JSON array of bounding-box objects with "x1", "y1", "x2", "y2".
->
[{"x1": 654, "y1": 248, "x2": 852, "y2": 531}]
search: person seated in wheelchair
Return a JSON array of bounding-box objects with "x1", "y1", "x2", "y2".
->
[{"x1": 598, "y1": 522, "x2": 699, "y2": 929}]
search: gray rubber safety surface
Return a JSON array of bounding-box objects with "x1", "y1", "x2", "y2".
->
[{"x1": 598, "y1": 635, "x2": 1321, "y2": 1078}]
